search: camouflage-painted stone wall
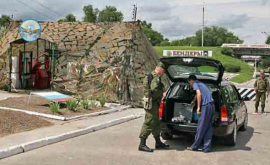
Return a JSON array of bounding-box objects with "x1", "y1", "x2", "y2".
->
[{"x1": 0, "y1": 21, "x2": 164, "y2": 106}]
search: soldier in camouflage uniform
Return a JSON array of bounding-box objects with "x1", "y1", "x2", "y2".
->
[
  {"x1": 254, "y1": 70, "x2": 269, "y2": 113},
  {"x1": 139, "y1": 63, "x2": 169, "y2": 152}
]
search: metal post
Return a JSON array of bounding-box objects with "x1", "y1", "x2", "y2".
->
[
  {"x1": 254, "y1": 58, "x2": 257, "y2": 78},
  {"x1": 8, "y1": 45, "x2": 12, "y2": 92},
  {"x1": 52, "y1": 43, "x2": 55, "y2": 79},
  {"x1": 37, "y1": 39, "x2": 39, "y2": 58},
  {"x1": 202, "y1": 2, "x2": 205, "y2": 47},
  {"x1": 134, "y1": 4, "x2": 137, "y2": 21},
  {"x1": 22, "y1": 42, "x2": 26, "y2": 89}
]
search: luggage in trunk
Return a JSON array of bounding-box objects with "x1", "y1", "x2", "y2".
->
[{"x1": 172, "y1": 103, "x2": 199, "y2": 124}]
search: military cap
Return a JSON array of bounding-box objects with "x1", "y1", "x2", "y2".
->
[{"x1": 157, "y1": 62, "x2": 166, "y2": 69}]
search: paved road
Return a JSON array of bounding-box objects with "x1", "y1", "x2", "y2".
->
[{"x1": 1, "y1": 101, "x2": 270, "y2": 165}]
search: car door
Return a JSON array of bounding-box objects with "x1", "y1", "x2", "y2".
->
[
  {"x1": 232, "y1": 85, "x2": 246, "y2": 125},
  {"x1": 227, "y1": 85, "x2": 243, "y2": 127}
]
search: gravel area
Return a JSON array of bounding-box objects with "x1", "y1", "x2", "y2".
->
[
  {"x1": 0, "y1": 110, "x2": 53, "y2": 138},
  {"x1": 0, "y1": 96, "x2": 109, "y2": 117}
]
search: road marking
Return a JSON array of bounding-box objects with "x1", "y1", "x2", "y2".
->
[{"x1": 237, "y1": 88, "x2": 256, "y2": 101}]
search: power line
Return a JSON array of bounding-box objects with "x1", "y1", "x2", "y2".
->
[
  {"x1": 15, "y1": 0, "x2": 55, "y2": 21},
  {"x1": 28, "y1": 0, "x2": 63, "y2": 17}
]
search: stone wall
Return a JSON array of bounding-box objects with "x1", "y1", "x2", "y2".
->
[{"x1": 0, "y1": 21, "x2": 163, "y2": 106}]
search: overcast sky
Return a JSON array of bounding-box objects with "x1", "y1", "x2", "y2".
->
[{"x1": 0, "y1": 0, "x2": 270, "y2": 44}]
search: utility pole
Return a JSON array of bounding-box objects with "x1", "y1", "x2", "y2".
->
[
  {"x1": 132, "y1": 4, "x2": 138, "y2": 21},
  {"x1": 202, "y1": 2, "x2": 205, "y2": 47}
]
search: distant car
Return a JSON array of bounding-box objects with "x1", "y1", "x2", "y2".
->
[{"x1": 159, "y1": 57, "x2": 249, "y2": 146}]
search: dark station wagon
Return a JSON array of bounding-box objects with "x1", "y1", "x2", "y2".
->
[{"x1": 158, "y1": 57, "x2": 249, "y2": 146}]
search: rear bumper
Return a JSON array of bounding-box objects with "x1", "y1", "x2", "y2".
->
[{"x1": 161, "y1": 121, "x2": 234, "y2": 137}]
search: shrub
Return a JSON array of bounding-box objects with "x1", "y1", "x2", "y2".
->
[
  {"x1": 89, "y1": 100, "x2": 98, "y2": 108},
  {"x1": 221, "y1": 47, "x2": 233, "y2": 56},
  {"x1": 99, "y1": 96, "x2": 106, "y2": 107},
  {"x1": 261, "y1": 58, "x2": 270, "y2": 68},
  {"x1": 81, "y1": 100, "x2": 90, "y2": 110},
  {"x1": 49, "y1": 102, "x2": 60, "y2": 114},
  {"x1": 66, "y1": 100, "x2": 78, "y2": 111},
  {"x1": 224, "y1": 64, "x2": 241, "y2": 73}
]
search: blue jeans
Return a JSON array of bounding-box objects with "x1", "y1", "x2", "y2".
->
[{"x1": 191, "y1": 102, "x2": 215, "y2": 151}]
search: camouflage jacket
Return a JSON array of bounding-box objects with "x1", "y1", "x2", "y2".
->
[
  {"x1": 254, "y1": 78, "x2": 270, "y2": 94},
  {"x1": 143, "y1": 71, "x2": 164, "y2": 101}
]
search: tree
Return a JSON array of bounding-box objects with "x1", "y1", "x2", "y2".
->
[
  {"x1": 170, "y1": 36, "x2": 196, "y2": 46},
  {"x1": 195, "y1": 26, "x2": 243, "y2": 46},
  {"x1": 58, "y1": 14, "x2": 76, "y2": 22},
  {"x1": 141, "y1": 21, "x2": 165, "y2": 46},
  {"x1": 65, "y1": 14, "x2": 76, "y2": 22},
  {"x1": 221, "y1": 47, "x2": 233, "y2": 56},
  {"x1": 265, "y1": 36, "x2": 270, "y2": 44},
  {"x1": 98, "y1": 6, "x2": 124, "y2": 22},
  {"x1": 0, "y1": 15, "x2": 11, "y2": 27},
  {"x1": 83, "y1": 5, "x2": 99, "y2": 22}
]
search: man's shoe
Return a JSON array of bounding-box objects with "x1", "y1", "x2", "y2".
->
[
  {"x1": 154, "y1": 136, "x2": 169, "y2": 149},
  {"x1": 186, "y1": 147, "x2": 198, "y2": 151},
  {"x1": 138, "y1": 138, "x2": 153, "y2": 152},
  {"x1": 155, "y1": 142, "x2": 170, "y2": 149},
  {"x1": 139, "y1": 145, "x2": 154, "y2": 152},
  {"x1": 203, "y1": 150, "x2": 211, "y2": 153}
]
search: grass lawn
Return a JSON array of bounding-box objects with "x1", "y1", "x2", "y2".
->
[{"x1": 154, "y1": 46, "x2": 254, "y2": 83}]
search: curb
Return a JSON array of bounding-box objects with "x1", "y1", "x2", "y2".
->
[
  {"x1": 0, "y1": 105, "x2": 131, "y2": 121},
  {"x1": 0, "y1": 113, "x2": 143, "y2": 159},
  {"x1": 0, "y1": 106, "x2": 65, "y2": 120},
  {"x1": 65, "y1": 105, "x2": 132, "y2": 120}
]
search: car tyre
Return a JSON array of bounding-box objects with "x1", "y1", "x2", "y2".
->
[
  {"x1": 239, "y1": 113, "x2": 248, "y2": 131},
  {"x1": 224, "y1": 121, "x2": 237, "y2": 146},
  {"x1": 161, "y1": 132, "x2": 173, "y2": 140}
]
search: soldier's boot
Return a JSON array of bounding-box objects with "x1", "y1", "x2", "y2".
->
[
  {"x1": 262, "y1": 106, "x2": 265, "y2": 113},
  {"x1": 154, "y1": 136, "x2": 170, "y2": 149},
  {"x1": 138, "y1": 138, "x2": 153, "y2": 152}
]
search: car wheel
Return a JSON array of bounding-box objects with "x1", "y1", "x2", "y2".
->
[
  {"x1": 224, "y1": 121, "x2": 237, "y2": 146},
  {"x1": 239, "y1": 113, "x2": 248, "y2": 131},
  {"x1": 161, "y1": 132, "x2": 173, "y2": 140}
]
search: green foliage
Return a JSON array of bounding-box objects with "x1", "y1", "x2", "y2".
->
[
  {"x1": 155, "y1": 46, "x2": 254, "y2": 83},
  {"x1": 58, "y1": 14, "x2": 76, "y2": 22},
  {"x1": 98, "y1": 6, "x2": 124, "y2": 22},
  {"x1": 66, "y1": 100, "x2": 78, "y2": 111},
  {"x1": 224, "y1": 64, "x2": 241, "y2": 73},
  {"x1": 141, "y1": 21, "x2": 165, "y2": 46},
  {"x1": 0, "y1": 26, "x2": 7, "y2": 39},
  {"x1": 0, "y1": 15, "x2": 11, "y2": 27},
  {"x1": 89, "y1": 100, "x2": 98, "y2": 108},
  {"x1": 49, "y1": 102, "x2": 60, "y2": 114},
  {"x1": 195, "y1": 26, "x2": 243, "y2": 46},
  {"x1": 99, "y1": 96, "x2": 106, "y2": 107},
  {"x1": 261, "y1": 57, "x2": 270, "y2": 68},
  {"x1": 221, "y1": 47, "x2": 233, "y2": 56},
  {"x1": 266, "y1": 36, "x2": 270, "y2": 44},
  {"x1": 170, "y1": 37, "x2": 197, "y2": 46},
  {"x1": 83, "y1": 5, "x2": 99, "y2": 22},
  {"x1": 81, "y1": 100, "x2": 90, "y2": 110},
  {"x1": 160, "y1": 41, "x2": 170, "y2": 46}
]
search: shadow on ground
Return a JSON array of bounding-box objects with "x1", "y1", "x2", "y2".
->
[{"x1": 163, "y1": 126, "x2": 254, "y2": 153}]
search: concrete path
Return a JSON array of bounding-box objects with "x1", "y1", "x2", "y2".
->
[
  {"x1": 0, "y1": 108, "x2": 144, "y2": 149},
  {"x1": 1, "y1": 101, "x2": 270, "y2": 165},
  {"x1": 0, "y1": 91, "x2": 26, "y2": 101}
]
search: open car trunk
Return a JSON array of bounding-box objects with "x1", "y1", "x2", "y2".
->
[{"x1": 165, "y1": 83, "x2": 220, "y2": 125}]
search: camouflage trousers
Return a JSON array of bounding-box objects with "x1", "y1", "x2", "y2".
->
[
  {"x1": 255, "y1": 91, "x2": 266, "y2": 109},
  {"x1": 139, "y1": 101, "x2": 161, "y2": 139}
]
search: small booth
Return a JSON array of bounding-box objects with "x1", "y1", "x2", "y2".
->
[{"x1": 8, "y1": 39, "x2": 59, "y2": 91}]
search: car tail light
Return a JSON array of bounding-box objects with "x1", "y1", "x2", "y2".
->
[
  {"x1": 220, "y1": 105, "x2": 229, "y2": 122},
  {"x1": 159, "y1": 101, "x2": 165, "y2": 119}
]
